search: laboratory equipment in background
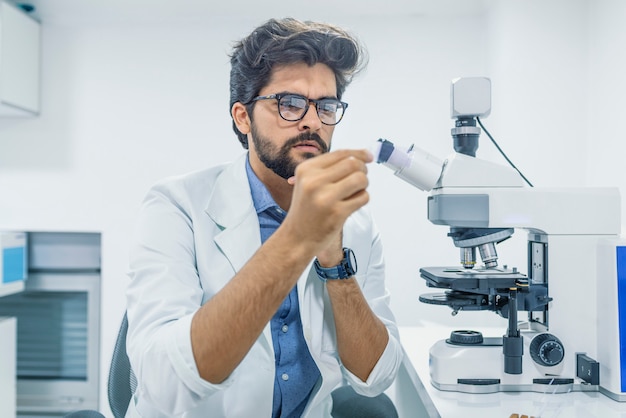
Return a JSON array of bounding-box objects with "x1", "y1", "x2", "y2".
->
[
  {"x1": 0, "y1": 230, "x2": 27, "y2": 418},
  {"x1": 0, "y1": 231, "x2": 27, "y2": 295},
  {"x1": 0, "y1": 231, "x2": 101, "y2": 417},
  {"x1": 374, "y1": 77, "x2": 626, "y2": 401}
]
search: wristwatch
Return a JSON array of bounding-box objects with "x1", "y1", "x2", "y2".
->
[{"x1": 314, "y1": 248, "x2": 357, "y2": 282}]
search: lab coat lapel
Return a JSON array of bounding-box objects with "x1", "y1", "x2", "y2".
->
[
  {"x1": 204, "y1": 154, "x2": 273, "y2": 350},
  {"x1": 205, "y1": 154, "x2": 259, "y2": 271}
]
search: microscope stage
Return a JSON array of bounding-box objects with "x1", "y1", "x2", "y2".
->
[{"x1": 419, "y1": 266, "x2": 528, "y2": 291}]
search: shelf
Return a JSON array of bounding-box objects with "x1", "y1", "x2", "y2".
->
[{"x1": 0, "y1": 281, "x2": 24, "y2": 298}]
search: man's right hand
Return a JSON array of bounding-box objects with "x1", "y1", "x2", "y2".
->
[{"x1": 283, "y1": 148, "x2": 373, "y2": 256}]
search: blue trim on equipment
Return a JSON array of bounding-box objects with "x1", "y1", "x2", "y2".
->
[
  {"x1": 617, "y1": 246, "x2": 626, "y2": 392},
  {"x1": 2, "y1": 247, "x2": 25, "y2": 283}
]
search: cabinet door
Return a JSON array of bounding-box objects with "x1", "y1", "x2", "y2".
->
[{"x1": 0, "y1": 2, "x2": 40, "y2": 116}]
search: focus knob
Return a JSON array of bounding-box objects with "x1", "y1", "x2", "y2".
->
[{"x1": 530, "y1": 333, "x2": 564, "y2": 366}]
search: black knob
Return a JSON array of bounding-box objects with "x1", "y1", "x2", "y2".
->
[
  {"x1": 449, "y1": 330, "x2": 484, "y2": 345},
  {"x1": 530, "y1": 333, "x2": 564, "y2": 366}
]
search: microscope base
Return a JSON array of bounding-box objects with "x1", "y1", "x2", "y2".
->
[
  {"x1": 429, "y1": 337, "x2": 626, "y2": 400},
  {"x1": 428, "y1": 336, "x2": 583, "y2": 395}
]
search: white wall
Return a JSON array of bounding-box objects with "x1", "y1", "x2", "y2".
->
[
  {"x1": 0, "y1": 1, "x2": 625, "y2": 415},
  {"x1": 587, "y1": 0, "x2": 626, "y2": 192}
]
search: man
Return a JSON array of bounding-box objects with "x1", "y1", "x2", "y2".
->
[{"x1": 126, "y1": 18, "x2": 403, "y2": 417}]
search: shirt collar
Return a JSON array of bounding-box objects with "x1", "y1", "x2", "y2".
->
[{"x1": 245, "y1": 155, "x2": 281, "y2": 215}]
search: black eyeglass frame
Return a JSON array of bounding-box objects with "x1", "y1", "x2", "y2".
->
[{"x1": 248, "y1": 93, "x2": 349, "y2": 126}]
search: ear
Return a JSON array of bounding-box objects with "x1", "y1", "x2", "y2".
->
[{"x1": 231, "y1": 102, "x2": 251, "y2": 135}]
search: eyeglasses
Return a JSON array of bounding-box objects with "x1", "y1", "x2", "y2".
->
[{"x1": 249, "y1": 93, "x2": 348, "y2": 126}]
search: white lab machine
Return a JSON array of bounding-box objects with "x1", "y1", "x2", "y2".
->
[
  {"x1": 374, "y1": 77, "x2": 626, "y2": 401},
  {"x1": 0, "y1": 231, "x2": 27, "y2": 296}
]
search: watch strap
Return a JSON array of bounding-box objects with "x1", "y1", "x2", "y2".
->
[{"x1": 314, "y1": 248, "x2": 357, "y2": 282}]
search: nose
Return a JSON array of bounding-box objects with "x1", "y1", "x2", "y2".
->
[{"x1": 298, "y1": 102, "x2": 322, "y2": 131}]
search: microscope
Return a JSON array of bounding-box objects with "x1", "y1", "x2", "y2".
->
[{"x1": 374, "y1": 77, "x2": 626, "y2": 400}]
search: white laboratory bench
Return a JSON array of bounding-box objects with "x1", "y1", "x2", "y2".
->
[
  {"x1": 0, "y1": 316, "x2": 17, "y2": 418},
  {"x1": 396, "y1": 326, "x2": 626, "y2": 418}
]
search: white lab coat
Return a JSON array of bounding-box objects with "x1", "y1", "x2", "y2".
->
[{"x1": 125, "y1": 153, "x2": 403, "y2": 417}]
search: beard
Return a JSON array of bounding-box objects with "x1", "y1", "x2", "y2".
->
[{"x1": 250, "y1": 124, "x2": 330, "y2": 179}]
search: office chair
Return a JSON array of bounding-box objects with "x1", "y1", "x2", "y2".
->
[
  {"x1": 331, "y1": 386, "x2": 398, "y2": 418},
  {"x1": 68, "y1": 312, "x2": 398, "y2": 418},
  {"x1": 63, "y1": 312, "x2": 134, "y2": 418},
  {"x1": 108, "y1": 312, "x2": 136, "y2": 417}
]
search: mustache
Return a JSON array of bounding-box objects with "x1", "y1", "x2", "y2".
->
[{"x1": 283, "y1": 133, "x2": 328, "y2": 153}]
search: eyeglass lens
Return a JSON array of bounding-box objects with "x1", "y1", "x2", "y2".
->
[{"x1": 278, "y1": 95, "x2": 345, "y2": 125}]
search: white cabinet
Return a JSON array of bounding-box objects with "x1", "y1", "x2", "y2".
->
[{"x1": 0, "y1": 1, "x2": 40, "y2": 116}]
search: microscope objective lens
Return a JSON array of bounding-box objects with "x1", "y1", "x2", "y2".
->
[{"x1": 460, "y1": 247, "x2": 476, "y2": 269}]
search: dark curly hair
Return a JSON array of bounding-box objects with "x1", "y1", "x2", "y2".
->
[{"x1": 229, "y1": 18, "x2": 367, "y2": 149}]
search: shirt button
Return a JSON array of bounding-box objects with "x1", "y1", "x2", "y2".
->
[
  {"x1": 281, "y1": 324, "x2": 289, "y2": 333},
  {"x1": 281, "y1": 373, "x2": 289, "y2": 381}
]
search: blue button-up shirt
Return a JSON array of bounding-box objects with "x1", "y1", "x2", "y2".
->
[{"x1": 246, "y1": 158, "x2": 321, "y2": 418}]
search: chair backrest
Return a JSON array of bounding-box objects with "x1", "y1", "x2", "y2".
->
[
  {"x1": 330, "y1": 385, "x2": 398, "y2": 418},
  {"x1": 107, "y1": 312, "x2": 136, "y2": 418}
]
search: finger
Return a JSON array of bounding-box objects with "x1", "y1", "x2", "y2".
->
[
  {"x1": 296, "y1": 154, "x2": 368, "y2": 188},
  {"x1": 313, "y1": 170, "x2": 369, "y2": 207},
  {"x1": 318, "y1": 155, "x2": 369, "y2": 183},
  {"x1": 334, "y1": 170, "x2": 370, "y2": 201},
  {"x1": 334, "y1": 188, "x2": 370, "y2": 215},
  {"x1": 309, "y1": 148, "x2": 373, "y2": 168}
]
